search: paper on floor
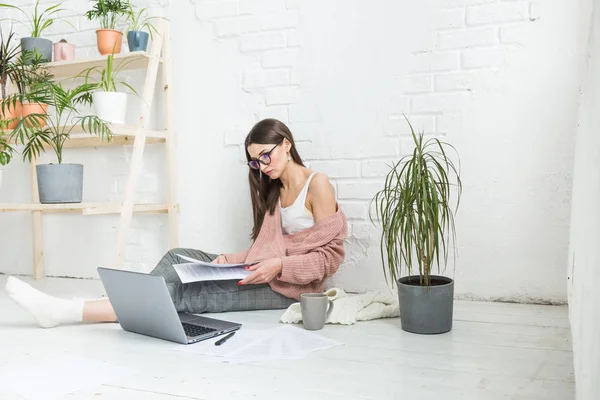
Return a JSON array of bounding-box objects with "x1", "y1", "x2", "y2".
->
[
  {"x1": 172, "y1": 325, "x2": 343, "y2": 364},
  {"x1": 0, "y1": 354, "x2": 135, "y2": 400}
]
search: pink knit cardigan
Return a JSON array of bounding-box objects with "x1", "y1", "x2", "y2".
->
[{"x1": 223, "y1": 205, "x2": 348, "y2": 300}]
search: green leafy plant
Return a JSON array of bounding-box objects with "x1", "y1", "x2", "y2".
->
[
  {"x1": 11, "y1": 49, "x2": 54, "y2": 103},
  {"x1": 78, "y1": 53, "x2": 137, "y2": 94},
  {"x1": 125, "y1": 0, "x2": 167, "y2": 39},
  {"x1": 0, "y1": 28, "x2": 21, "y2": 129},
  {"x1": 0, "y1": 28, "x2": 20, "y2": 101},
  {"x1": 85, "y1": 0, "x2": 129, "y2": 30},
  {"x1": 0, "y1": 1, "x2": 76, "y2": 38},
  {"x1": 9, "y1": 82, "x2": 113, "y2": 164},
  {"x1": 0, "y1": 132, "x2": 13, "y2": 166},
  {"x1": 370, "y1": 117, "x2": 462, "y2": 287}
]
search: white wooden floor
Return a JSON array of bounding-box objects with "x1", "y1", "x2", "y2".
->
[{"x1": 0, "y1": 275, "x2": 574, "y2": 400}]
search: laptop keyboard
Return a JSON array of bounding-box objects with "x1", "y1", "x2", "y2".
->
[{"x1": 182, "y1": 323, "x2": 217, "y2": 337}]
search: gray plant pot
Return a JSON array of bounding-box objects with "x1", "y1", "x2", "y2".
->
[
  {"x1": 20, "y1": 37, "x2": 53, "y2": 63},
  {"x1": 397, "y1": 275, "x2": 454, "y2": 334},
  {"x1": 36, "y1": 164, "x2": 83, "y2": 204}
]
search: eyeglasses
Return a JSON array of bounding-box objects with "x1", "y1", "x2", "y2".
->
[{"x1": 247, "y1": 142, "x2": 280, "y2": 170}]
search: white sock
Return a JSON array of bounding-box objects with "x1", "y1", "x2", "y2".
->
[{"x1": 6, "y1": 276, "x2": 84, "y2": 328}]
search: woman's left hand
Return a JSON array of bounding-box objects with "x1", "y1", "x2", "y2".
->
[{"x1": 238, "y1": 258, "x2": 282, "y2": 285}]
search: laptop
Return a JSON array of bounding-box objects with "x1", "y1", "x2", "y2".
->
[{"x1": 97, "y1": 267, "x2": 241, "y2": 345}]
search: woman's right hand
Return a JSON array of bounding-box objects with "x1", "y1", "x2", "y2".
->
[{"x1": 213, "y1": 255, "x2": 227, "y2": 264}]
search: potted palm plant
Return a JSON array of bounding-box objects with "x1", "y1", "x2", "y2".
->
[
  {"x1": 11, "y1": 49, "x2": 54, "y2": 128},
  {"x1": 124, "y1": 0, "x2": 167, "y2": 52},
  {"x1": 85, "y1": 0, "x2": 129, "y2": 55},
  {"x1": 9, "y1": 82, "x2": 113, "y2": 203},
  {"x1": 370, "y1": 117, "x2": 462, "y2": 334},
  {"x1": 0, "y1": 1, "x2": 76, "y2": 63},
  {"x1": 0, "y1": 28, "x2": 21, "y2": 130},
  {"x1": 78, "y1": 53, "x2": 137, "y2": 124}
]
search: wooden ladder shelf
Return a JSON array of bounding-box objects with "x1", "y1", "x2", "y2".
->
[{"x1": 0, "y1": 20, "x2": 178, "y2": 279}]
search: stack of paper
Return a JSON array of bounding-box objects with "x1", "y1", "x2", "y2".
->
[
  {"x1": 172, "y1": 254, "x2": 252, "y2": 284},
  {"x1": 172, "y1": 325, "x2": 343, "y2": 364}
]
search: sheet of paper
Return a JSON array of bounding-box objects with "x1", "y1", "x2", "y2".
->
[
  {"x1": 224, "y1": 328, "x2": 305, "y2": 364},
  {"x1": 176, "y1": 254, "x2": 254, "y2": 268},
  {"x1": 278, "y1": 325, "x2": 343, "y2": 354},
  {"x1": 0, "y1": 354, "x2": 135, "y2": 400},
  {"x1": 171, "y1": 329, "x2": 266, "y2": 358},
  {"x1": 173, "y1": 263, "x2": 251, "y2": 284},
  {"x1": 171, "y1": 326, "x2": 343, "y2": 364}
]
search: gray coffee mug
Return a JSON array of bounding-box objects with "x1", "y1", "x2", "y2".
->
[{"x1": 300, "y1": 293, "x2": 334, "y2": 330}]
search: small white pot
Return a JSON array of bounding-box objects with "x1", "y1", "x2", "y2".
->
[
  {"x1": 0, "y1": 169, "x2": 3, "y2": 189},
  {"x1": 92, "y1": 91, "x2": 128, "y2": 124}
]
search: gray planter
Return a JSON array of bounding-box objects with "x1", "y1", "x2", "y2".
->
[
  {"x1": 36, "y1": 164, "x2": 83, "y2": 204},
  {"x1": 20, "y1": 37, "x2": 53, "y2": 63},
  {"x1": 397, "y1": 275, "x2": 454, "y2": 334}
]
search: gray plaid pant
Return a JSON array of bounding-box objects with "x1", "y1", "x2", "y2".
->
[{"x1": 149, "y1": 248, "x2": 295, "y2": 313}]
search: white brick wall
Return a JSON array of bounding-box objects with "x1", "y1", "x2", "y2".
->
[
  {"x1": 400, "y1": 0, "x2": 539, "y2": 172},
  {"x1": 195, "y1": 1, "x2": 239, "y2": 19},
  {"x1": 466, "y1": 2, "x2": 530, "y2": 26},
  {"x1": 239, "y1": 31, "x2": 286, "y2": 52},
  {"x1": 2, "y1": 0, "x2": 576, "y2": 305}
]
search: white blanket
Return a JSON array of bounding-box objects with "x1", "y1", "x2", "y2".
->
[{"x1": 280, "y1": 287, "x2": 400, "y2": 325}]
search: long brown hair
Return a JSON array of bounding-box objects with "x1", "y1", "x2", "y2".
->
[{"x1": 245, "y1": 119, "x2": 304, "y2": 240}]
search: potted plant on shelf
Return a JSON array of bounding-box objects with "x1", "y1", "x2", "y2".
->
[
  {"x1": 0, "y1": 28, "x2": 21, "y2": 130},
  {"x1": 124, "y1": 0, "x2": 167, "y2": 52},
  {"x1": 78, "y1": 53, "x2": 137, "y2": 124},
  {"x1": 9, "y1": 82, "x2": 113, "y2": 203},
  {"x1": 0, "y1": 0, "x2": 76, "y2": 63},
  {"x1": 11, "y1": 49, "x2": 54, "y2": 129},
  {"x1": 85, "y1": 0, "x2": 129, "y2": 56},
  {"x1": 370, "y1": 117, "x2": 462, "y2": 335},
  {"x1": 53, "y1": 38, "x2": 75, "y2": 62}
]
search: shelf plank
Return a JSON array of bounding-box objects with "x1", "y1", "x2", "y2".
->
[
  {"x1": 64, "y1": 123, "x2": 166, "y2": 139},
  {"x1": 8, "y1": 134, "x2": 165, "y2": 149},
  {"x1": 4, "y1": 124, "x2": 166, "y2": 140},
  {"x1": 0, "y1": 203, "x2": 170, "y2": 214},
  {"x1": 63, "y1": 135, "x2": 164, "y2": 148},
  {"x1": 6, "y1": 123, "x2": 167, "y2": 149},
  {"x1": 45, "y1": 51, "x2": 161, "y2": 80}
]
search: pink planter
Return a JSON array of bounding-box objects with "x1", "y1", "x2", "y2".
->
[{"x1": 53, "y1": 42, "x2": 75, "y2": 61}]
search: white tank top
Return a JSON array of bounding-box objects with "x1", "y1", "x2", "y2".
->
[{"x1": 280, "y1": 172, "x2": 316, "y2": 235}]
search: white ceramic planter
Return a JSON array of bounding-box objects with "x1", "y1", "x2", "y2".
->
[
  {"x1": 0, "y1": 169, "x2": 3, "y2": 190},
  {"x1": 92, "y1": 92, "x2": 128, "y2": 124}
]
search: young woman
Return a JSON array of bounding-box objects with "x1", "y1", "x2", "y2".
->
[{"x1": 6, "y1": 118, "x2": 348, "y2": 328}]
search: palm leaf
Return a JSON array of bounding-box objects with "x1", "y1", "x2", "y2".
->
[{"x1": 9, "y1": 81, "x2": 113, "y2": 164}]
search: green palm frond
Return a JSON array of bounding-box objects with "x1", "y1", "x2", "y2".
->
[
  {"x1": 9, "y1": 82, "x2": 113, "y2": 164},
  {"x1": 77, "y1": 115, "x2": 113, "y2": 143},
  {"x1": 0, "y1": 131, "x2": 13, "y2": 166},
  {"x1": 370, "y1": 116, "x2": 462, "y2": 287}
]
